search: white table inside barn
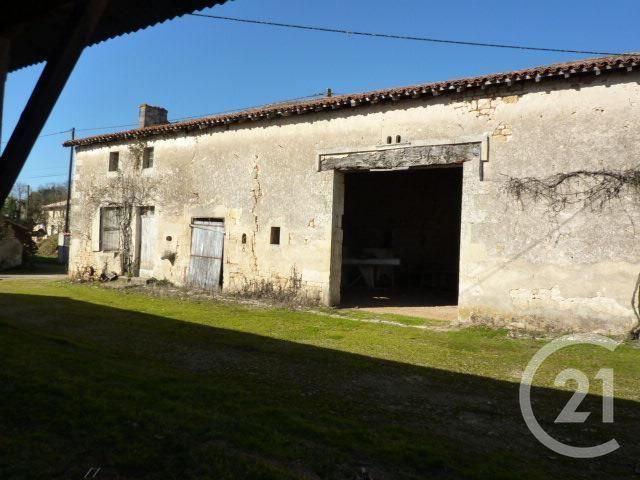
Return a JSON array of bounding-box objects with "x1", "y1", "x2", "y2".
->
[{"x1": 343, "y1": 257, "x2": 401, "y2": 289}]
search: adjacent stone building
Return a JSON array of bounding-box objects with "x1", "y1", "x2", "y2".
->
[
  {"x1": 65, "y1": 55, "x2": 640, "y2": 334},
  {"x1": 42, "y1": 200, "x2": 67, "y2": 237}
]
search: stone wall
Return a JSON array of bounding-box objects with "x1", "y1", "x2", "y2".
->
[{"x1": 70, "y1": 70, "x2": 640, "y2": 332}]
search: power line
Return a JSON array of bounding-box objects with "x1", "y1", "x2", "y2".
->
[
  {"x1": 76, "y1": 123, "x2": 137, "y2": 133},
  {"x1": 4, "y1": 92, "x2": 328, "y2": 147},
  {"x1": 22, "y1": 165, "x2": 69, "y2": 173},
  {"x1": 12, "y1": 92, "x2": 329, "y2": 183},
  {"x1": 73, "y1": 94, "x2": 327, "y2": 132},
  {"x1": 188, "y1": 13, "x2": 630, "y2": 56},
  {"x1": 23, "y1": 169, "x2": 67, "y2": 175},
  {"x1": 170, "y1": 92, "x2": 327, "y2": 121},
  {"x1": 21, "y1": 173, "x2": 67, "y2": 180},
  {"x1": 2, "y1": 18, "x2": 631, "y2": 151},
  {"x1": 38, "y1": 128, "x2": 73, "y2": 138},
  {"x1": 1, "y1": 128, "x2": 72, "y2": 146},
  {"x1": 72, "y1": 93, "x2": 328, "y2": 134}
]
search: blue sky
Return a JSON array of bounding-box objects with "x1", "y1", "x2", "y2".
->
[{"x1": 3, "y1": 0, "x2": 639, "y2": 189}]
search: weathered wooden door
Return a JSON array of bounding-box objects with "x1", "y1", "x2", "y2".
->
[
  {"x1": 187, "y1": 219, "x2": 224, "y2": 290},
  {"x1": 139, "y1": 207, "x2": 155, "y2": 277}
]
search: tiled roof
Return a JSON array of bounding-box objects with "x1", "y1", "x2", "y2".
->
[{"x1": 65, "y1": 54, "x2": 640, "y2": 148}]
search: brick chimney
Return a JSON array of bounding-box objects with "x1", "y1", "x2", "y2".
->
[{"x1": 139, "y1": 104, "x2": 168, "y2": 128}]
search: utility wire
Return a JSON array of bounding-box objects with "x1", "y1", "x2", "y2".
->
[
  {"x1": 188, "y1": 13, "x2": 630, "y2": 56},
  {"x1": 3, "y1": 18, "x2": 631, "y2": 149},
  {"x1": 37, "y1": 128, "x2": 73, "y2": 138},
  {"x1": 74, "y1": 93, "x2": 328, "y2": 132},
  {"x1": 21, "y1": 173, "x2": 68, "y2": 180},
  {"x1": 76, "y1": 123, "x2": 137, "y2": 133},
  {"x1": 23, "y1": 170, "x2": 67, "y2": 176},
  {"x1": 0, "y1": 128, "x2": 72, "y2": 146},
  {"x1": 12, "y1": 92, "x2": 329, "y2": 182},
  {"x1": 5, "y1": 92, "x2": 328, "y2": 147},
  {"x1": 168, "y1": 92, "x2": 327, "y2": 122}
]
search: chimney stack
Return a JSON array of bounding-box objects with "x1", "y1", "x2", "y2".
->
[{"x1": 139, "y1": 104, "x2": 168, "y2": 128}]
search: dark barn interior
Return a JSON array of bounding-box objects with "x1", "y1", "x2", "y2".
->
[{"x1": 340, "y1": 166, "x2": 463, "y2": 307}]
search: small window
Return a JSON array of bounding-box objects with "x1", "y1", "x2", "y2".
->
[
  {"x1": 140, "y1": 206, "x2": 154, "y2": 217},
  {"x1": 270, "y1": 227, "x2": 281, "y2": 245},
  {"x1": 241, "y1": 233, "x2": 247, "y2": 244},
  {"x1": 142, "y1": 147, "x2": 154, "y2": 169},
  {"x1": 386, "y1": 136, "x2": 392, "y2": 144},
  {"x1": 100, "y1": 207, "x2": 121, "y2": 251},
  {"x1": 396, "y1": 135, "x2": 402, "y2": 143},
  {"x1": 108, "y1": 151, "x2": 119, "y2": 171}
]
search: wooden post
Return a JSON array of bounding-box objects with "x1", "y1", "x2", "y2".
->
[
  {"x1": 59, "y1": 127, "x2": 75, "y2": 265},
  {"x1": 64, "y1": 127, "x2": 75, "y2": 233},
  {"x1": 0, "y1": 38, "x2": 9, "y2": 156},
  {"x1": 0, "y1": 0, "x2": 108, "y2": 205}
]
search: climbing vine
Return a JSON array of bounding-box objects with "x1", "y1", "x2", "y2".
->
[
  {"x1": 632, "y1": 274, "x2": 640, "y2": 340},
  {"x1": 504, "y1": 168, "x2": 640, "y2": 339},
  {"x1": 503, "y1": 169, "x2": 640, "y2": 212}
]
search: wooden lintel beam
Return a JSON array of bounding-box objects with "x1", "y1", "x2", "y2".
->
[
  {"x1": 319, "y1": 143, "x2": 481, "y2": 172},
  {"x1": 0, "y1": 0, "x2": 108, "y2": 205}
]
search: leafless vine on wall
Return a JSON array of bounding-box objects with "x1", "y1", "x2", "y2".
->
[
  {"x1": 503, "y1": 169, "x2": 640, "y2": 213},
  {"x1": 504, "y1": 168, "x2": 640, "y2": 338},
  {"x1": 632, "y1": 274, "x2": 640, "y2": 340},
  {"x1": 78, "y1": 140, "x2": 159, "y2": 275}
]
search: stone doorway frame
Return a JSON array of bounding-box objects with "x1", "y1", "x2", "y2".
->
[{"x1": 320, "y1": 135, "x2": 489, "y2": 306}]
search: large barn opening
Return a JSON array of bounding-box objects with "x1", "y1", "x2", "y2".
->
[{"x1": 340, "y1": 166, "x2": 463, "y2": 309}]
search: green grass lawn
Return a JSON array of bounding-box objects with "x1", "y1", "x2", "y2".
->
[{"x1": 1, "y1": 280, "x2": 639, "y2": 479}]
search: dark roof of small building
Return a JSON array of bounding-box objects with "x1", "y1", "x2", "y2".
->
[
  {"x1": 4, "y1": 0, "x2": 228, "y2": 73},
  {"x1": 3, "y1": 216, "x2": 30, "y2": 233},
  {"x1": 65, "y1": 54, "x2": 640, "y2": 148}
]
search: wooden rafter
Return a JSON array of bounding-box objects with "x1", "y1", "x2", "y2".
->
[{"x1": 0, "y1": 0, "x2": 108, "y2": 205}]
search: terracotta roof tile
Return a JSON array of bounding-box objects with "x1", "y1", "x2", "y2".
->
[{"x1": 65, "y1": 54, "x2": 640, "y2": 148}]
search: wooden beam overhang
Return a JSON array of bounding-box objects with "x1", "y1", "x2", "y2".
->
[
  {"x1": 0, "y1": 38, "x2": 9, "y2": 153},
  {"x1": 0, "y1": 0, "x2": 108, "y2": 205}
]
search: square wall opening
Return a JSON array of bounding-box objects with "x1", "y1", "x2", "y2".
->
[{"x1": 339, "y1": 166, "x2": 463, "y2": 307}]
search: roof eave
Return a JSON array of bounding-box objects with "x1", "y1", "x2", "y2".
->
[{"x1": 63, "y1": 54, "x2": 640, "y2": 148}]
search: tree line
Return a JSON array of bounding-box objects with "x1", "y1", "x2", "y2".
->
[{"x1": 1, "y1": 182, "x2": 68, "y2": 226}]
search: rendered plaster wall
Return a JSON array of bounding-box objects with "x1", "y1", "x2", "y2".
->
[
  {"x1": 70, "y1": 70, "x2": 640, "y2": 331},
  {"x1": 456, "y1": 72, "x2": 640, "y2": 334}
]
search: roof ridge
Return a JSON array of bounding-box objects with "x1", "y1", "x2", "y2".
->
[{"x1": 65, "y1": 54, "x2": 640, "y2": 148}]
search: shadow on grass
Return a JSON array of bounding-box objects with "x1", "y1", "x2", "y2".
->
[
  {"x1": 1, "y1": 292, "x2": 638, "y2": 479},
  {"x1": 2, "y1": 256, "x2": 67, "y2": 275}
]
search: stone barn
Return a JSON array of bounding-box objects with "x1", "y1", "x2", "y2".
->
[{"x1": 65, "y1": 55, "x2": 640, "y2": 334}]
